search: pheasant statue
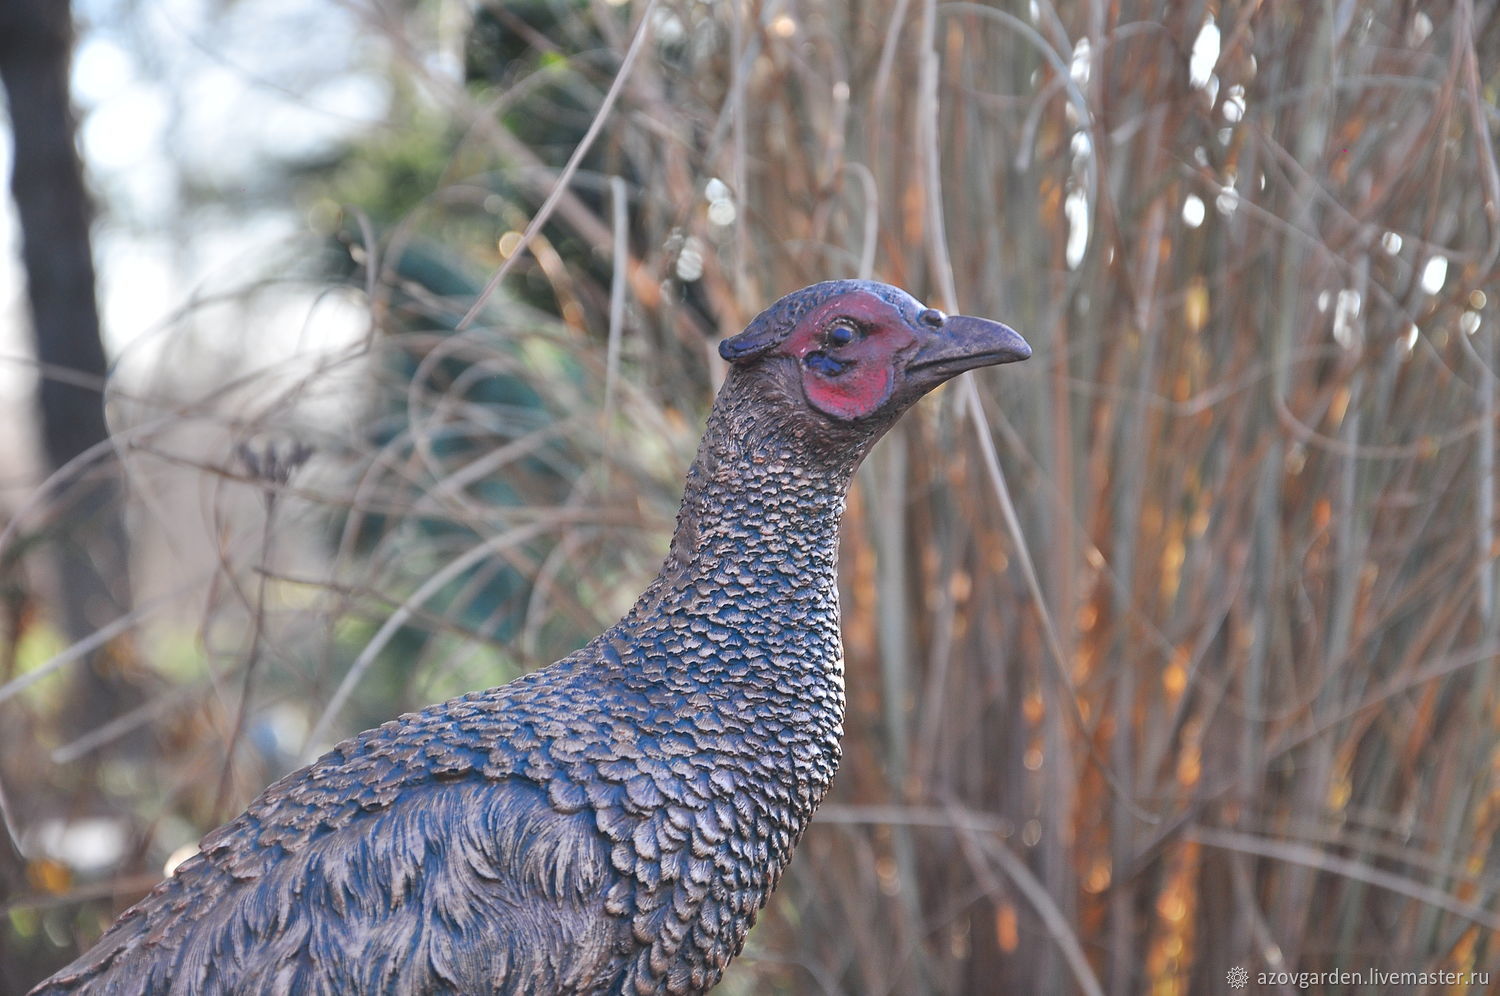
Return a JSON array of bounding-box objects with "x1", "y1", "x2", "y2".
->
[{"x1": 34, "y1": 280, "x2": 1029, "y2": 995}]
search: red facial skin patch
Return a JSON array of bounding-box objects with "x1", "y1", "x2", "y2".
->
[{"x1": 779, "y1": 292, "x2": 919, "y2": 420}]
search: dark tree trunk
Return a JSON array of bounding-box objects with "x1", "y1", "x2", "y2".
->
[
  {"x1": 0, "y1": 0, "x2": 139, "y2": 734},
  {"x1": 0, "y1": 4, "x2": 149, "y2": 981}
]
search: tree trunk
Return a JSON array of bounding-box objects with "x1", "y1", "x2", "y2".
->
[{"x1": 0, "y1": 0, "x2": 139, "y2": 736}]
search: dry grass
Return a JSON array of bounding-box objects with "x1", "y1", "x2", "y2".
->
[{"x1": 4, "y1": 0, "x2": 1499, "y2": 992}]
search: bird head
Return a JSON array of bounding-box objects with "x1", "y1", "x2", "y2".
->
[{"x1": 719, "y1": 281, "x2": 1029, "y2": 439}]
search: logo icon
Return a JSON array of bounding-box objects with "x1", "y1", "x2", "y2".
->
[{"x1": 1226, "y1": 965, "x2": 1250, "y2": 989}]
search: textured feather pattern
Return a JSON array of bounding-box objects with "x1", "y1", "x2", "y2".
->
[
  {"x1": 31, "y1": 280, "x2": 1035, "y2": 995},
  {"x1": 34, "y1": 367, "x2": 863, "y2": 996}
]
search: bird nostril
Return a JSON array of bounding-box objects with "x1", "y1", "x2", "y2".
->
[{"x1": 918, "y1": 308, "x2": 946, "y2": 327}]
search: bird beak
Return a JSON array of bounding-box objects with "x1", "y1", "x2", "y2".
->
[{"x1": 907, "y1": 312, "x2": 1031, "y2": 387}]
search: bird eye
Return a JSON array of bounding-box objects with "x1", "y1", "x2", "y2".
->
[{"x1": 826, "y1": 323, "x2": 857, "y2": 348}]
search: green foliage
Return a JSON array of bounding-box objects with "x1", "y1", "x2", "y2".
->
[{"x1": 316, "y1": 111, "x2": 466, "y2": 226}]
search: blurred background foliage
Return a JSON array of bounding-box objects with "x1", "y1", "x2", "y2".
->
[{"x1": 3, "y1": 0, "x2": 1500, "y2": 992}]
